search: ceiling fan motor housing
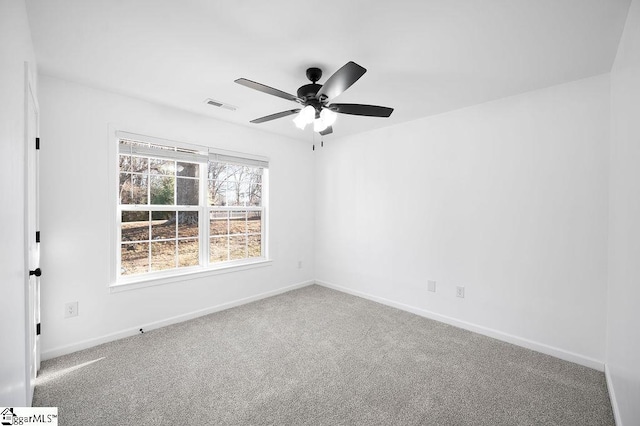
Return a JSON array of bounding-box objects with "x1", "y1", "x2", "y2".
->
[
  {"x1": 297, "y1": 67, "x2": 325, "y2": 107},
  {"x1": 297, "y1": 83, "x2": 323, "y2": 104}
]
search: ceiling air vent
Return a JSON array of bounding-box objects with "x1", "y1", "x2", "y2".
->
[{"x1": 205, "y1": 98, "x2": 237, "y2": 111}]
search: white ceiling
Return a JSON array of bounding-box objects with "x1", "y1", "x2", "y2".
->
[{"x1": 25, "y1": 0, "x2": 630, "y2": 142}]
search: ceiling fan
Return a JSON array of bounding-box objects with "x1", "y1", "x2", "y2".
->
[{"x1": 235, "y1": 61, "x2": 394, "y2": 136}]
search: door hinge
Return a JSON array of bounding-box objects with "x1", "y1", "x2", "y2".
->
[
  {"x1": 36, "y1": 231, "x2": 40, "y2": 243},
  {"x1": 35, "y1": 137, "x2": 40, "y2": 150},
  {"x1": 36, "y1": 323, "x2": 41, "y2": 336}
]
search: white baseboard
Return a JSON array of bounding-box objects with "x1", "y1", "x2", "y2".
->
[
  {"x1": 41, "y1": 280, "x2": 314, "y2": 361},
  {"x1": 605, "y1": 364, "x2": 623, "y2": 426},
  {"x1": 43, "y1": 278, "x2": 605, "y2": 373},
  {"x1": 316, "y1": 280, "x2": 605, "y2": 371}
]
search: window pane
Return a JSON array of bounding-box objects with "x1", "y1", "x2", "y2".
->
[
  {"x1": 178, "y1": 239, "x2": 199, "y2": 267},
  {"x1": 208, "y1": 162, "x2": 227, "y2": 181},
  {"x1": 210, "y1": 236, "x2": 228, "y2": 263},
  {"x1": 120, "y1": 155, "x2": 148, "y2": 174},
  {"x1": 177, "y1": 162, "x2": 199, "y2": 177},
  {"x1": 249, "y1": 183, "x2": 262, "y2": 206},
  {"x1": 248, "y1": 235, "x2": 261, "y2": 258},
  {"x1": 178, "y1": 212, "x2": 199, "y2": 238},
  {"x1": 122, "y1": 211, "x2": 149, "y2": 241},
  {"x1": 208, "y1": 180, "x2": 226, "y2": 206},
  {"x1": 248, "y1": 168, "x2": 262, "y2": 206},
  {"x1": 223, "y1": 183, "x2": 235, "y2": 206},
  {"x1": 151, "y1": 211, "x2": 176, "y2": 240},
  {"x1": 226, "y1": 164, "x2": 242, "y2": 181},
  {"x1": 220, "y1": 181, "x2": 236, "y2": 206},
  {"x1": 225, "y1": 182, "x2": 243, "y2": 206},
  {"x1": 229, "y1": 235, "x2": 247, "y2": 260},
  {"x1": 251, "y1": 168, "x2": 263, "y2": 184},
  {"x1": 119, "y1": 155, "x2": 131, "y2": 172},
  {"x1": 210, "y1": 211, "x2": 228, "y2": 235},
  {"x1": 229, "y1": 211, "x2": 247, "y2": 234},
  {"x1": 121, "y1": 242, "x2": 149, "y2": 275},
  {"x1": 224, "y1": 182, "x2": 237, "y2": 206},
  {"x1": 120, "y1": 173, "x2": 148, "y2": 205},
  {"x1": 119, "y1": 173, "x2": 131, "y2": 203},
  {"x1": 150, "y1": 158, "x2": 175, "y2": 175},
  {"x1": 176, "y1": 177, "x2": 199, "y2": 205},
  {"x1": 239, "y1": 182, "x2": 251, "y2": 206},
  {"x1": 131, "y1": 156, "x2": 148, "y2": 173},
  {"x1": 248, "y1": 211, "x2": 261, "y2": 234},
  {"x1": 151, "y1": 240, "x2": 176, "y2": 271},
  {"x1": 150, "y1": 175, "x2": 175, "y2": 205}
]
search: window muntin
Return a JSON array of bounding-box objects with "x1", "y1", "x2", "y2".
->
[{"x1": 116, "y1": 137, "x2": 267, "y2": 282}]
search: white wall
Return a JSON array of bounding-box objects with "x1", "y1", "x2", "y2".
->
[
  {"x1": 607, "y1": 0, "x2": 640, "y2": 424},
  {"x1": 38, "y1": 75, "x2": 315, "y2": 359},
  {"x1": 0, "y1": 0, "x2": 37, "y2": 407},
  {"x1": 27, "y1": 8, "x2": 637, "y2": 421},
  {"x1": 316, "y1": 74, "x2": 610, "y2": 369}
]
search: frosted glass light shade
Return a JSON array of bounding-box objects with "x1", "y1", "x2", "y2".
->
[
  {"x1": 313, "y1": 118, "x2": 328, "y2": 132},
  {"x1": 300, "y1": 105, "x2": 315, "y2": 123},
  {"x1": 320, "y1": 108, "x2": 337, "y2": 126},
  {"x1": 293, "y1": 115, "x2": 307, "y2": 129}
]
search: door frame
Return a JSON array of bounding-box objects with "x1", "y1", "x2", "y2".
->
[{"x1": 24, "y1": 61, "x2": 40, "y2": 405}]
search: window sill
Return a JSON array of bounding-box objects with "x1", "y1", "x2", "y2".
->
[{"x1": 109, "y1": 259, "x2": 273, "y2": 293}]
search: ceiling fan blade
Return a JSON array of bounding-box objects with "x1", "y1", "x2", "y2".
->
[
  {"x1": 250, "y1": 109, "x2": 300, "y2": 124},
  {"x1": 316, "y1": 61, "x2": 366, "y2": 101},
  {"x1": 319, "y1": 126, "x2": 333, "y2": 136},
  {"x1": 235, "y1": 78, "x2": 300, "y2": 103},
  {"x1": 329, "y1": 103, "x2": 394, "y2": 117}
]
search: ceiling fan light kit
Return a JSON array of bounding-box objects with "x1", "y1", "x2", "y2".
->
[
  {"x1": 313, "y1": 116, "x2": 328, "y2": 133},
  {"x1": 235, "y1": 61, "x2": 394, "y2": 136},
  {"x1": 320, "y1": 108, "x2": 337, "y2": 126},
  {"x1": 293, "y1": 105, "x2": 316, "y2": 129}
]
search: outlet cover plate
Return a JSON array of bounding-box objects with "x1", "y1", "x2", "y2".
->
[
  {"x1": 427, "y1": 280, "x2": 436, "y2": 292},
  {"x1": 456, "y1": 286, "x2": 465, "y2": 298},
  {"x1": 64, "y1": 301, "x2": 78, "y2": 318}
]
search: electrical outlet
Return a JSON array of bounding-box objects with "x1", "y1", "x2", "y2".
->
[
  {"x1": 427, "y1": 280, "x2": 436, "y2": 292},
  {"x1": 297, "y1": 261, "x2": 303, "y2": 269},
  {"x1": 64, "y1": 301, "x2": 78, "y2": 318},
  {"x1": 456, "y1": 286, "x2": 465, "y2": 298}
]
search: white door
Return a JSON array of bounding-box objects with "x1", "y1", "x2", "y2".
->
[{"x1": 25, "y1": 63, "x2": 40, "y2": 404}]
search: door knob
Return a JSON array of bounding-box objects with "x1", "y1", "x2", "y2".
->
[{"x1": 29, "y1": 268, "x2": 41, "y2": 277}]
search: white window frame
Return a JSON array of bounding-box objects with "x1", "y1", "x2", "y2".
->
[{"x1": 109, "y1": 129, "x2": 270, "y2": 291}]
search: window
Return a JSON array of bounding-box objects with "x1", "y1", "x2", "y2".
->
[{"x1": 115, "y1": 132, "x2": 268, "y2": 284}]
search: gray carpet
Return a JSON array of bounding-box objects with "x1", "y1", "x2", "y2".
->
[{"x1": 33, "y1": 285, "x2": 614, "y2": 425}]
